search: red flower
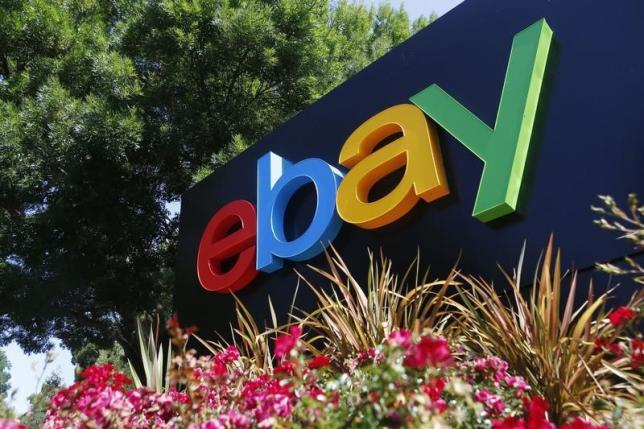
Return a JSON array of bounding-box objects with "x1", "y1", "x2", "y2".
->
[
  {"x1": 526, "y1": 396, "x2": 548, "y2": 418},
  {"x1": 403, "y1": 336, "x2": 453, "y2": 369},
  {"x1": 274, "y1": 325, "x2": 302, "y2": 358},
  {"x1": 274, "y1": 360, "x2": 297, "y2": 376},
  {"x1": 166, "y1": 315, "x2": 180, "y2": 330},
  {"x1": 80, "y1": 364, "x2": 132, "y2": 389},
  {"x1": 608, "y1": 306, "x2": 636, "y2": 326},
  {"x1": 594, "y1": 337, "x2": 625, "y2": 358},
  {"x1": 493, "y1": 417, "x2": 526, "y2": 429},
  {"x1": 307, "y1": 355, "x2": 331, "y2": 370},
  {"x1": 184, "y1": 325, "x2": 198, "y2": 336},
  {"x1": 524, "y1": 396, "x2": 555, "y2": 429},
  {"x1": 212, "y1": 359, "x2": 228, "y2": 377},
  {"x1": 423, "y1": 377, "x2": 446, "y2": 401},
  {"x1": 308, "y1": 386, "x2": 325, "y2": 400},
  {"x1": 608, "y1": 342, "x2": 623, "y2": 358},
  {"x1": 593, "y1": 337, "x2": 609, "y2": 354},
  {"x1": 631, "y1": 339, "x2": 644, "y2": 369},
  {"x1": 561, "y1": 417, "x2": 611, "y2": 429}
]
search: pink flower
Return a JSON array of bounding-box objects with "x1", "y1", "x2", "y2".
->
[
  {"x1": 433, "y1": 399, "x2": 448, "y2": 413},
  {"x1": 505, "y1": 375, "x2": 531, "y2": 393},
  {"x1": 489, "y1": 397, "x2": 506, "y2": 415},
  {"x1": 608, "y1": 306, "x2": 636, "y2": 326},
  {"x1": 475, "y1": 388, "x2": 490, "y2": 402},
  {"x1": 388, "y1": 329, "x2": 412, "y2": 348},
  {"x1": 202, "y1": 410, "x2": 252, "y2": 429},
  {"x1": 403, "y1": 336, "x2": 453, "y2": 369},
  {"x1": 239, "y1": 376, "x2": 295, "y2": 421},
  {"x1": 474, "y1": 389, "x2": 505, "y2": 415},
  {"x1": 221, "y1": 345, "x2": 240, "y2": 363},
  {"x1": 274, "y1": 325, "x2": 302, "y2": 358},
  {"x1": 307, "y1": 355, "x2": 331, "y2": 370},
  {"x1": 357, "y1": 347, "x2": 378, "y2": 363},
  {"x1": 0, "y1": 420, "x2": 26, "y2": 429},
  {"x1": 473, "y1": 356, "x2": 510, "y2": 382}
]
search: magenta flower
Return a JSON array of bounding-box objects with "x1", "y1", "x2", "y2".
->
[
  {"x1": 307, "y1": 355, "x2": 331, "y2": 369},
  {"x1": 274, "y1": 325, "x2": 302, "y2": 358},
  {"x1": 0, "y1": 420, "x2": 26, "y2": 429},
  {"x1": 388, "y1": 329, "x2": 412, "y2": 348},
  {"x1": 403, "y1": 336, "x2": 453, "y2": 369},
  {"x1": 492, "y1": 417, "x2": 526, "y2": 429}
]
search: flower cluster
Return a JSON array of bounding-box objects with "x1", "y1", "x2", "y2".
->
[
  {"x1": 37, "y1": 325, "x2": 639, "y2": 428},
  {"x1": 459, "y1": 355, "x2": 532, "y2": 418},
  {"x1": 0, "y1": 420, "x2": 25, "y2": 429},
  {"x1": 44, "y1": 363, "x2": 186, "y2": 428},
  {"x1": 294, "y1": 330, "x2": 558, "y2": 428},
  {"x1": 593, "y1": 305, "x2": 642, "y2": 370}
]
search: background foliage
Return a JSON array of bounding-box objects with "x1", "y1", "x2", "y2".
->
[
  {"x1": 20, "y1": 373, "x2": 62, "y2": 429},
  {"x1": 0, "y1": 350, "x2": 12, "y2": 419},
  {"x1": 0, "y1": 0, "x2": 431, "y2": 362}
]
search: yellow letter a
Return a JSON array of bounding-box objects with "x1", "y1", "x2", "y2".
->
[{"x1": 336, "y1": 104, "x2": 449, "y2": 229}]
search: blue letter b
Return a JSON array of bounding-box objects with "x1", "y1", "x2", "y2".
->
[{"x1": 256, "y1": 152, "x2": 344, "y2": 273}]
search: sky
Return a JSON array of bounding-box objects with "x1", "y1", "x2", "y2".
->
[
  {"x1": 3, "y1": 341, "x2": 74, "y2": 415},
  {"x1": 1, "y1": 0, "x2": 466, "y2": 417},
  {"x1": 365, "y1": 0, "x2": 465, "y2": 19}
]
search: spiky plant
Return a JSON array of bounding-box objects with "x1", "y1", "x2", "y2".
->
[
  {"x1": 450, "y1": 237, "x2": 642, "y2": 424},
  {"x1": 194, "y1": 294, "x2": 279, "y2": 372},
  {"x1": 294, "y1": 246, "x2": 457, "y2": 358},
  {"x1": 128, "y1": 317, "x2": 172, "y2": 393}
]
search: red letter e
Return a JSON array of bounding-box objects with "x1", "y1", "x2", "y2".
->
[{"x1": 197, "y1": 200, "x2": 258, "y2": 293}]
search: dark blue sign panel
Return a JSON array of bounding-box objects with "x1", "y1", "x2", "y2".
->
[{"x1": 175, "y1": 0, "x2": 644, "y2": 337}]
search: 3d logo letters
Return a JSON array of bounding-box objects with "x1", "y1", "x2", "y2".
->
[{"x1": 197, "y1": 19, "x2": 553, "y2": 293}]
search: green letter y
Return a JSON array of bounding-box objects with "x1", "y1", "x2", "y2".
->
[{"x1": 410, "y1": 19, "x2": 553, "y2": 222}]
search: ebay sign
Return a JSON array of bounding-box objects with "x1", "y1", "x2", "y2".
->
[{"x1": 196, "y1": 19, "x2": 553, "y2": 293}]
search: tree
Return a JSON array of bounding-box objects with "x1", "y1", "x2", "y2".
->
[
  {"x1": 20, "y1": 373, "x2": 63, "y2": 429},
  {"x1": 0, "y1": 350, "x2": 14, "y2": 419},
  {"x1": 0, "y1": 0, "x2": 432, "y2": 362},
  {"x1": 73, "y1": 341, "x2": 129, "y2": 376},
  {"x1": 0, "y1": 0, "x2": 170, "y2": 362},
  {"x1": 0, "y1": 351, "x2": 9, "y2": 399}
]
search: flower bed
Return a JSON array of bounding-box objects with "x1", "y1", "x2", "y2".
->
[
  {"x1": 1, "y1": 322, "x2": 633, "y2": 429},
  {"x1": 2, "y1": 199, "x2": 643, "y2": 429}
]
